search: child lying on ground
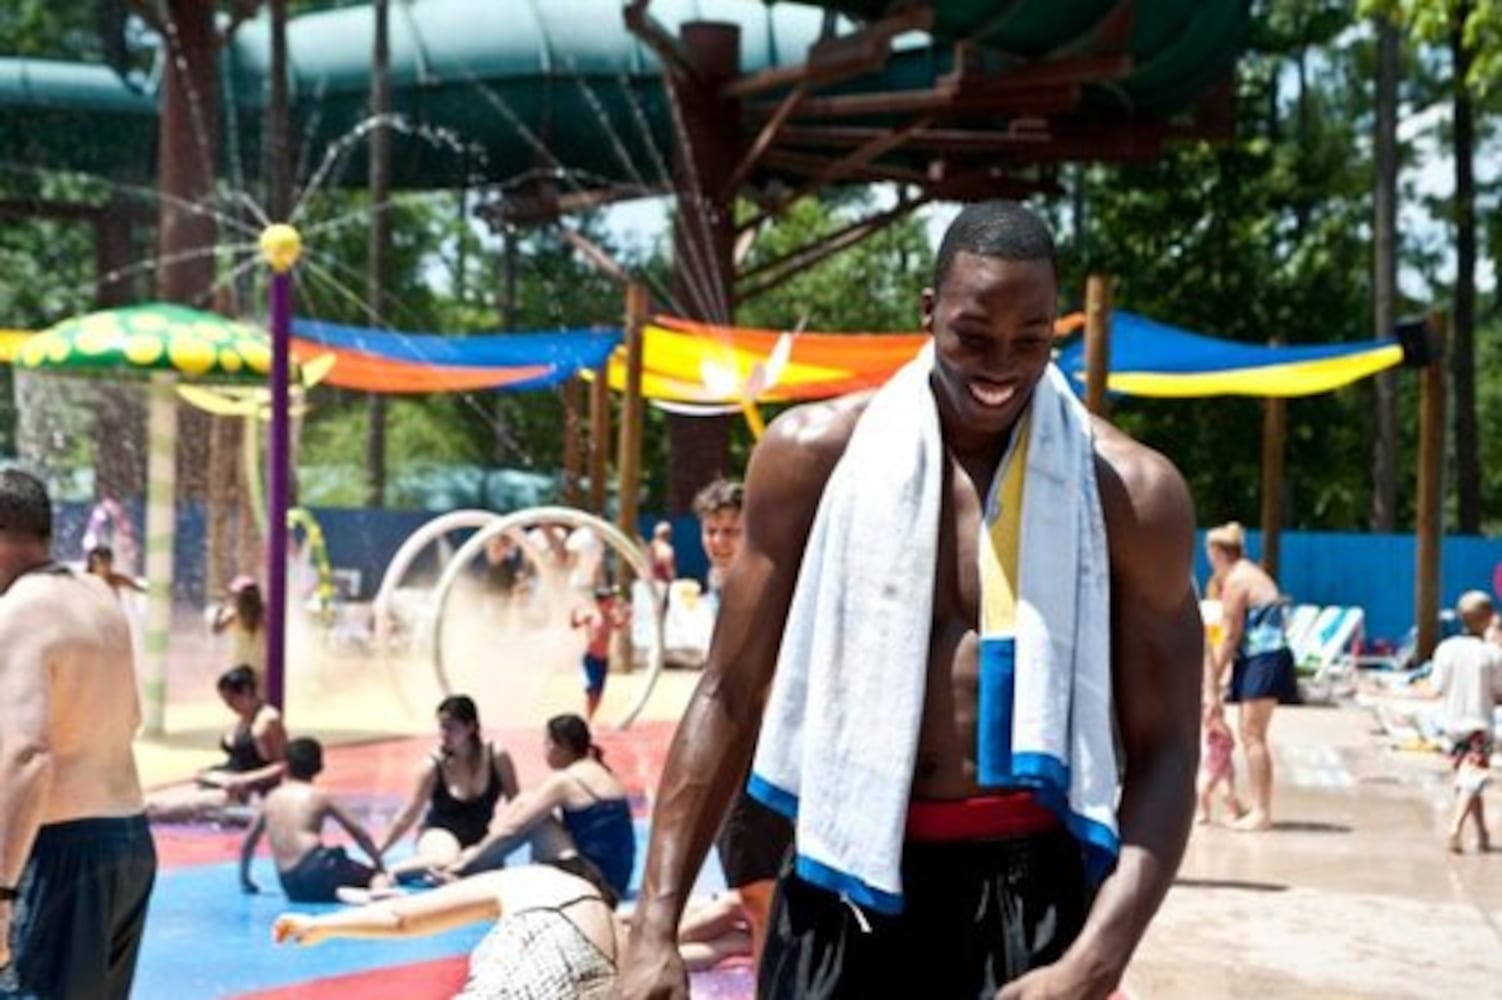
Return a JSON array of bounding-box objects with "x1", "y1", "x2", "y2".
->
[{"x1": 240, "y1": 737, "x2": 385, "y2": 901}]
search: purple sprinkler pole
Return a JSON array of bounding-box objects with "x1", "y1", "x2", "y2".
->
[{"x1": 259, "y1": 223, "x2": 302, "y2": 712}]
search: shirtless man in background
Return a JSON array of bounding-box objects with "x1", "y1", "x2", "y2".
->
[{"x1": 0, "y1": 468, "x2": 156, "y2": 999}]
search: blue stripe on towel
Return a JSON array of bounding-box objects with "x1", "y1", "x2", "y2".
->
[
  {"x1": 746, "y1": 775, "x2": 906, "y2": 915},
  {"x1": 746, "y1": 772, "x2": 799, "y2": 820},
  {"x1": 793, "y1": 854, "x2": 904, "y2": 915},
  {"x1": 977, "y1": 636, "x2": 1017, "y2": 784}
]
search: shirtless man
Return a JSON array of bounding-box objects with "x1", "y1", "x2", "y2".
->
[
  {"x1": 239, "y1": 737, "x2": 385, "y2": 902},
  {"x1": 0, "y1": 469, "x2": 156, "y2": 998},
  {"x1": 618, "y1": 202, "x2": 1201, "y2": 999}
]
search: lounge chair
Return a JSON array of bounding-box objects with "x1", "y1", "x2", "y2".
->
[{"x1": 1293, "y1": 605, "x2": 1365, "y2": 703}]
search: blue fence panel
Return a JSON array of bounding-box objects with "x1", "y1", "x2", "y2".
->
[{"x1": 1194, "y1": 529, "x2": 1502, "y2": 642}]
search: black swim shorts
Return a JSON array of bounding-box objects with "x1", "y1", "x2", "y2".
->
[
  {"x1": 716, "y1": 787, "x2": 794, "y2": 889},
  {"x1": 758, "y1": 828, "x2": 1088, "y2": 999},
  {"x1": 277, "y1": 845, "x2": 376, "y2": 903},
  {"x1": 3, "y1": 814, "x2": 156, "y2": 1000}
]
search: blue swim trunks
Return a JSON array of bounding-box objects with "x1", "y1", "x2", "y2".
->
[{"x1": 581, "y1": 653, "x2": 608, "y2": 696}]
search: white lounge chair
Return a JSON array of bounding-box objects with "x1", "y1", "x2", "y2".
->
[{"x1": 1294, "y1": 605, "x2": 1365, "y2": 702}]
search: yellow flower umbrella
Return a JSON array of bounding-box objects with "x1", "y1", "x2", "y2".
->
[
  {"x1": 16, "y1": 302, "x2": 290, "y2": 735},
  {"x1": 16, "y1": 302, "x2": 275, "y2": 379}
]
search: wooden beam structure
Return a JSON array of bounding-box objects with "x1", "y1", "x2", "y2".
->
[
  {"x1": 738, "y1": 193, "x2": 932, "y2": 302},
  {"x1": 1083, "y1": 274, "x2": 1112, "y2": 417},
  {"x1": 588, "y1": 364, "x2": 612, "y2": 516},
  {"x1": 1260, "y1": 392, "x2": 1287, "y2": 580},
  {"x1": 1415, "y1": 312, "x2": 1447, "y2": 662},
  {"x1": 562, "y1": 375, "x2": 583, "y2": 508},
  {"x1": 616, "y1": 284, "x2": 649, "y2": 539}
]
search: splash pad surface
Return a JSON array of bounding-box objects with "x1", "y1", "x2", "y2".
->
[{"x1": 137, "y1": 720, "x2": 749, "y2": 998}]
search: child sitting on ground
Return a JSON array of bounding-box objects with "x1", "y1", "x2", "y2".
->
[
  {"x1": 240, "y1": 737, "x2": 385, "y2": 902},
  {"x1": 1197, "y1": 702, "x2": 1247, "y2": 825}
]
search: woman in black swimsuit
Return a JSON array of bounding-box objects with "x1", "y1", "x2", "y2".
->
[
  {"x1": 372, "y1": 695, "x2": 520, "y2": 886},
  {"x1": 146, "y1": 664, "x2": 287, "y2": 823}
]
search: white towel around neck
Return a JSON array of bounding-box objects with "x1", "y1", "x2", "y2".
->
[{"x1": 746, "y1": 348, "x2": 1120, "y2": 914}]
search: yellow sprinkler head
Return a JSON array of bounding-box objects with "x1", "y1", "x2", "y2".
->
[{"x1": 259, "y1": 223, "x2": 304, "y2": 274}]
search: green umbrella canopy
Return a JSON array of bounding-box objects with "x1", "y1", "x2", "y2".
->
[{"x1": 16, "y1": 302, "x2": 280, "y2": 381}]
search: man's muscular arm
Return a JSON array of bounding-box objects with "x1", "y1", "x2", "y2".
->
[
  {"x1": 619, "y1": 401, "x2": 856, "y2": 998},
  {"x1": 1004, "y1": 427, "x2": 1201, "y2": 998}
]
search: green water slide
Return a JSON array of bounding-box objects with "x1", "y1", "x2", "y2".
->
[{"x1": 0, "y1": 0, "x2": 1249, "y2": 190}]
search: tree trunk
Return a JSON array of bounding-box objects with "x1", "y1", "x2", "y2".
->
[
  {"x1": 493, "y1": 226, "x2": 517, "y2": 472},
  {"x1": 1450, "y1": 3, "x2": 1480, "y2": 533},
  {"x1": 157, "y1": 0, "x2": 219, "y2": 506},
  {"x1": 94, "y1": 195, "x2": 146, "y2": 506},
  {"x1": 1370, "y1": 15, "x2": 1400, "y2": 532},
  {"x1": 365, "y1": 0, "x2": 391, "y2": 508}
]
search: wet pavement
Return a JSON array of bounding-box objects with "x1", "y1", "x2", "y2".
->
[{"x1": 1126, "y1": 705, "x2": 1502, "y2": 998}]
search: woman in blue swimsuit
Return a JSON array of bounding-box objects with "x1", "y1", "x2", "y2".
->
[
  {"x1": 1206, "y1": 521, "x2": 1296, "y2": 831},
  {"x1": 453, "y1": 714, "x2": 637, "y2": 899}
]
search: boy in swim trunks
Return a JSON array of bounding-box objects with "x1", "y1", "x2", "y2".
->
[
  {"x1": 570, "y1": 586, "x2": 630, "y2": 722},
  {"x1": 239, "y1": 738, "x2": 385, "y2": 902}
]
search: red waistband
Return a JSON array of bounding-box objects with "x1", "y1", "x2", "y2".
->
[{"x1": 905, "y1": 793, "x2": 1060, "y2": 842}]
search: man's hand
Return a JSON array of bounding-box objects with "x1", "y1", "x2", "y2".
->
[
  {"x1": 0, "y1": 899, "x2": 11, "y2": 967},
  {"x1": 996, "y1": 957, "x2": 1117, "y2": 1000},
  {"x1": 614, "y1": 932, "x2": 689, "y2": 1000}
]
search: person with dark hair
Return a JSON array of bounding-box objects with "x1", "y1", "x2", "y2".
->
[
  {"x1": 275, "y1": 863, "x2": 626, "y2": 998},
  {"x1": 239, "y1": 737, "x2": 385, "y2": 902},
  {"x1": 211, "y1": 576, "x2": 267, "y2": 686},
  {"x1": 85, "y1": 544, "x2": 146, "y2": 598},
  {"x1": 372, "y1": 695, "x2": 520, "y2": 887},
  {"x1": 145, "y1": 665, "x2": 288, "y2": 823},
  {"x1": 451, "y1": 714, "x2": 636, "y2": 901},
  {"x1": 570, "y1": 586, "x2": 631, "y2": 721},
  {"x1": 273, "y1": 856, "x2": 749, "y2": 998},
  {"x1": 619, "y1": 201, "x2": 1201, "y2": 999},
  {"x1": 0, "y1": 468, "x2": 156, "y2": 999}
]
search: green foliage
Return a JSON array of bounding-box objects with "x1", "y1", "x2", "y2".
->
[
  {"x1": 1060, "y1": 0, "x2": 1416, "y2": 531},
  {"x1": 736, "y1": 194, "x2": 933, "y2": 334},
  {"x1": 1359, "y1": 0, "x2": 1502, "y2": 93}
]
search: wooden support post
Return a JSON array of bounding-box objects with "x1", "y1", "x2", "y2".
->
[
  {"x1": 664, "y1": 20, "x2": 740, "y2": 512},
  {"x1": 562, "y1": 376, "x2": 583, "y2": 508},
  {"x1": 1084, "y1": 274, "x2": 1112, "y2": 416},
  {"x1": 588, "y1": 364, "x2": 612, "y2": 516},
  {"x1": 616, "y1": 284, "x2": 649, "y2": 542},
  {"x1": 1260, "y1": 394, "x2": 1287, "y2": 580},
  {"x1": 1415, "y1": 312, "x2": 1447, "y2": 662}
]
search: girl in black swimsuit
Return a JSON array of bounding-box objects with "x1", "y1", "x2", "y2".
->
[{"x1": 372, "y1": 695, "x2": 520, "y2": 887}]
